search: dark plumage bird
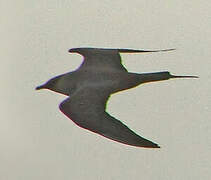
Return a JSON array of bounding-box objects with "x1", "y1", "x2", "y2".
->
[{"x1": 36, "y1": 47, "x2": 198, "y2": 148}]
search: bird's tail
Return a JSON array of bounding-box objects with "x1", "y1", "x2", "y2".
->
[
  {"x1": 170, "y1": 74, "x2": 199, "y2": 79},
  {"x1": 135, "y1": 71, "x2": 198, "y2": 85}
]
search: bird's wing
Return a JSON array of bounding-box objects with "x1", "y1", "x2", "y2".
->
[
  {"x1": 69, "y1": 48, "x2": 128, "y2": 72},
  {"x1": 69, "y1": 48, "x2": 175, "y2": 72},
  {"x1": 59, "y1": 87, "x2": 160, "y2": 148}
]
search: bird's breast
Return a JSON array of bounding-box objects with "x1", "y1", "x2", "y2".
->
[{"x1": 76, "y1": 71, "x2": 128, "y2": 92}]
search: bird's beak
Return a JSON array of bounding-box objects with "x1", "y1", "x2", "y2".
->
[
  {"x1": 35, "y1": 84, "x2": 45, "y2": 90},
  {"x1": 68, "y1": 48, "x2": 79, "y2": 53},
  {"x1": 68, "y1": 48, "x2": 75, "y2": 53}
]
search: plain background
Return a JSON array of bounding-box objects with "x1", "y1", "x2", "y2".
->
[{"x1": 1, "y1": 1, "x2": 210, "y2": 179}]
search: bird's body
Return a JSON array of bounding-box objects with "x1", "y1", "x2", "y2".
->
[{"x1": 36, "y1": 47, "x2": 198, "y2": 148}]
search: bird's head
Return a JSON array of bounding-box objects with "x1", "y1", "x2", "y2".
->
[
  {"x1": 36, "y1": 75, "x2": 70, "y2": 96},
  {"x1": 36, "y1": 76, "x2": 59, "y2": 90},
  {"x1": 68, "y1": 48, "x2": 89, "y2": 55}
]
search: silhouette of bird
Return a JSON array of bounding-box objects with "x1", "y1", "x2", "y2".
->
[{"x1": 36, "y1": 47, "x2": 198, "y2": 148}]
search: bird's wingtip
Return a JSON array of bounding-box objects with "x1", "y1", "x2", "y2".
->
[
  {"x1": 155, "y1": 145, "x2": 161, "y2": 148},
  {"x1": 117, "y1": 48, "x2": 176, "y2": 53},
  {"x1": 147, "y1": 144, "x2": 161, "y2": 148},
  {"x1": 139, "y1": 144, "x2": 160, "y2": 149},
  {"x1": 137, "y1": 141, "x2": 160, "y2": 148},
  {"x1": 161, "y1": 48, "x2": 176, "y2": 52}
]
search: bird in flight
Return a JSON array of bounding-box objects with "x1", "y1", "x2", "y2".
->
[{"x1": 36, "y1": 47, "x2": 198, "y2": 148}]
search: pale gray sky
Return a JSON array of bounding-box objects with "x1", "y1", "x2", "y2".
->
[{"x1": 1, "y1": 0, "x2": 211, "y2": 179}]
